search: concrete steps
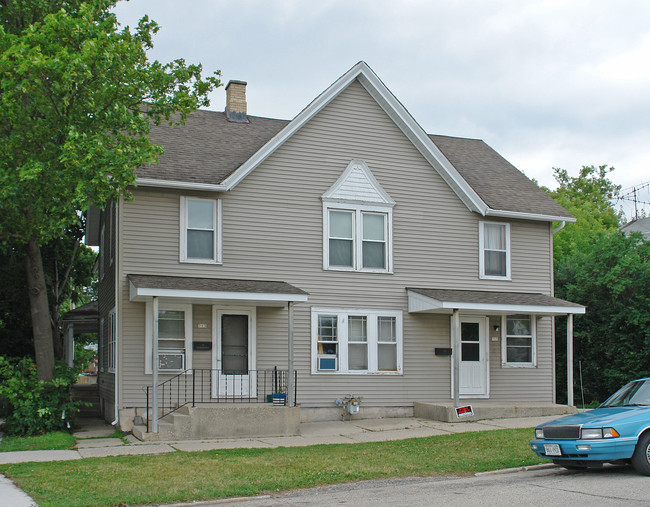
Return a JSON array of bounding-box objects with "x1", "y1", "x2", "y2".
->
[
  {"x1": 132, "y1": 403, "x2": 300, "y2": 441},
  {"x1": 414, "y1": 402, "x2": 577, "y2": 423}
]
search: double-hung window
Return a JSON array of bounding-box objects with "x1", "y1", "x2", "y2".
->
[
  {"x1": 180, "y1": 196, "x2": 222, "y2": 264},
  {"x1": 502, "y1": 314, "x2": 535, "y2": 367},
  {"x1": 325, "y1": 206, "x2": 391, "y2": 272},
  {"x1": 479, "y1": 221, "x2": 510, "y2": 279},
  {"x1": 107, "y1": 308, "x2": 117, "y2": 373},
  {"x1": 145, "y1": 303, "x2": 193, "y2": 374},
  {"x1": 312, "y1": 309, "x2": 402, "y2": 374}
]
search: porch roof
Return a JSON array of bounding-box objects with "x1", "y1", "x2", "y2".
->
[
  {"x1": 407, "y1": 288, "x2": 585, "y2": 316},
  {"x1": 62, "y1": 300, "x2": 99, "y2": 334},
  {"x1": 128, "y1": 274, "x2": 309, "y2": 306}
]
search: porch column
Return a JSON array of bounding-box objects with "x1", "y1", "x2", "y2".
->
[
  {"x1": 152, "y1": 296, "x2": 159, "y2": 433},
  {"x1": 65, "y1": 324, "x2": 74, "y2": 368},
  {"x1": 452, "y1": 309, "x2": 461, "y2": 407},
  {"x1": 567, "y1": 313, "x2": 574, "y2": 407},
  {"x1": 287, "y1": 302, "x2": 295, "y2": 408}
]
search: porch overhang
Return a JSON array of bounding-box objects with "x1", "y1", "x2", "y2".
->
[
  {"x1": 407, "y1": 288, "x2": 585, "y2": 316},
  {"x1": 128, "y1": 274, "x2": 309, "y2": 306}
]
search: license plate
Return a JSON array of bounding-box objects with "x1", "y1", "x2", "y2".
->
[{"x1": 544, "y1": 444, "x2": 562, "y2": 456}]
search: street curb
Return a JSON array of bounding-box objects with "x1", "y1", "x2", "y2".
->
[
  {"x1": 475, "y1": 463, "x2": 559, "y2": 476},
  {"x1": 158, "y1": 495, "x2": 272, "y2": 506}
]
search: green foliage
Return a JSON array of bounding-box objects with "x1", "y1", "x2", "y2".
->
[
  {"x1": 555, "y1": 232, "x2": 650, "y2": 403},
  {"x1": 0, "y1": 356, "x2": 83, "y2": 436},
  {"x1": 544, "y1": 165, "x2": 624, "y2": 264},
  {"x1": 0, "y1": 431, "x2": 75, "y2": 452}
]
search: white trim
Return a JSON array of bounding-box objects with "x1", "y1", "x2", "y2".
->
[
  {"x1": 212, "y1": 306, "x2": 257, "y2": 398},
  {"x1": 322, "y1": 159, "x2": 395, "y2": 206},
  {"x1": 310, "y1": 307, "x2": 403, "y2": 375},
  {"x1": 406, "y1": 290, "x2": 586, "y2": 315},
  {"x1": 485, "y1": 208, "x2": 576, "y2": 223},
  {"x1": 501, "y1": 314, "x2": 537, "y2": 368},
  {"x1": 107, "y1": 308, "x2": 117, "y2": 373},
  {"x1": 99, "y1": 316, "x2": 105, "y2": 373},
  {"x1": 136, "y1": 178, "x2": 227, "y2": 192},
  {"x1": 479, "y1": 221, "x2": 511, "y2": 280},
  {"x1": 451, "y1": 316, "x2": 490, "y2": 398},
  {"x1": 180, "y1": 196, "x2": 222, "y2": 264},
  {"x1": 130, "y1": 282, "x2": 308, "y2": 304},
  {"x1": 145, "y1": 302, "x2": 193, "y2": 374}
]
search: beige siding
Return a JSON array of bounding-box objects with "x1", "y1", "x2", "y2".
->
[{"x1": 117, "y1": 80, "x2": 556, "y2": 409}]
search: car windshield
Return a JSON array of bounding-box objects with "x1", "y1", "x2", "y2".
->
[{"x1": 600, "y1": 379, "x2": 650, "y2": 408}]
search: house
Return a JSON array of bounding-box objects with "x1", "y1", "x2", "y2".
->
[
  {"x1": 621, "y1": 217, "x2": 650, "y2": 241},
  {"x1": 86, "y1": 62, "x2": 585, "y2": 440}
]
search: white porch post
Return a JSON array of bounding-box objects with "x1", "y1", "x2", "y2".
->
[
  {"x1": 567, "y1": 313, "x2": 574, "y2": 407},
  {"x1": 65, "y1": 324, "x2": 75, "y2": 368},
  {"x1": 452, "y1": 309, "x2": 461, "y2": 407},
  {"x1": 152, "y1": 296, "x2": 159, "y2": 433},
  {"x1": 287, "y1": 302, "x2": 295, "y2": 408}
]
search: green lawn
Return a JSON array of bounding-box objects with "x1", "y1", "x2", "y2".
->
[
  {"x1": 0, "y1": 432, "x2": 76, "y2": 453},
  {"x1": 0, "y1": 428, "x2": 548, "y2": 507}
]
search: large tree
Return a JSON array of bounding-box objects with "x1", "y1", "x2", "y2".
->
[{"x1": 0, "y1": 0, "x2": 221, "y2": 380}]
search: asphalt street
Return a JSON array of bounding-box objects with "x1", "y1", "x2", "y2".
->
[{"x1": 207, "y1": 465, "x2": 650, "y2": 507}]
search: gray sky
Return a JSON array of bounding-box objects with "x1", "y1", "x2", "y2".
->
[{"x1": 113, "y1": 0, "x2": 650, "y2": 218}]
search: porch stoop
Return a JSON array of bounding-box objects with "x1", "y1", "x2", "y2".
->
[
  {"x1": 414, "y1": 402, "x2": 577, "y2": 423},
  {"x1": 132, "y1": 403, "x2": 301, "y2": 441}
]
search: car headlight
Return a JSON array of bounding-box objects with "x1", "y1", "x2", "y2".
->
[
  {"x1": 535, "y1": 428, "x2": 544, "y2": 439},
  {"x1": 581, "y1": 427, "x2": 620, "y2": 439}
]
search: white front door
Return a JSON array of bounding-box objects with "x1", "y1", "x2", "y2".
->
[
  {"x1": 213, "y1": 308, "x2": 256, "y2": 398},
  {"x1": 459, "y1": 317, "x2": 488, "y2": 397}
]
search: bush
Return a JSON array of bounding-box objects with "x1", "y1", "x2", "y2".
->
[{"x1": 0, "y1": 356, "x2": 83, "y2": 436}]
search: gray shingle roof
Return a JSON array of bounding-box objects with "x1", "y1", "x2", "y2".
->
[
  {"x1": 127, "y1": 274, "x2": 308, "y2": 296},
  {"x1": 408, "y1": 287, "x2": 584, "y2": 310},
  {"x1": 429, "y1": 135, "x2": 573, "y2": 219},
  {"x1": 138, "y1": 110, "x2": 289, "y2": 185}
]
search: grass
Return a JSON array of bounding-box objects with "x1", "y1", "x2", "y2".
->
[
  {"x1": 0, "y1": 432, "x2": 76, "y2": 453},
  {"x1": 0, "y1": 428, "x2": 549, "y2": 507}
]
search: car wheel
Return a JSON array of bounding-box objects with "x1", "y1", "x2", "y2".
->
[{"x1": 631, "y1": 432, "x2": 650, "y2": 476}]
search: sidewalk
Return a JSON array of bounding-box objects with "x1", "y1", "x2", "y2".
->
[{"x1": 0, "y1": 414, "x2": 557, "y2": 506}]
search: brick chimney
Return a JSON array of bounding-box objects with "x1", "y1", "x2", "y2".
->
[{"x1": 225, "y1": 80, "x2": 248, "y2": 123}]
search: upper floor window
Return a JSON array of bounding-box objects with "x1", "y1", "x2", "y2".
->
[
  {"x1": 326, "y1": 207, "x2": 390, "y2": 271},
  {"x1": 180, "y1": 196, "x2": 222, "y2": 264},
  {"x1": 322, "y1": 159, "x2": 395, "y2": 273},
  {"x1": 479, "y1": 221, "x2": 510, "y2": 279}
]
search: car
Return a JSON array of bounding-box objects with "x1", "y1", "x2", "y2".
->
[{"x1": 530, "y1": 377, "x2": 650, "y2": 475}]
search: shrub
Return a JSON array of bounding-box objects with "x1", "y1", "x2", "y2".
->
[{"x1": 0, "y1": 356, "x2": 83, "y2": 436}]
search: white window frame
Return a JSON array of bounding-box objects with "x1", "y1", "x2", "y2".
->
[
  {"x1": 107, "y1": 308, "x2": 117, "y2": 373},
  {"x1": 501, "y1": 314, "x2": 536, "y2": 367},
  {"x1": 311, "y1": 308, "x2": 402, "y2": 374},
  {"x1": 180, "y1": 196, "x2": 222, "y2": 264},
  {"x1": 99, "y1": 316, "x2": 105, "y2": 373},
  {"x1": 323, "y1": 203, "x2": 393, "y2": 273},
  {"x1": 145, "y1": 302, "x2": 193, "y2": 374},
  {"x1": 479, "y1": 221, "x2": 511, "y2": 280}
]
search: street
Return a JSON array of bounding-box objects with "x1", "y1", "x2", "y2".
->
[{"x1": 210, "y1": 465, "x2": 650, "y2": 506}]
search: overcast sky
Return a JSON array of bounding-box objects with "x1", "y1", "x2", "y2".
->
[{"x1": 113, "y1": 0, "x2": 649, "y2": 219}]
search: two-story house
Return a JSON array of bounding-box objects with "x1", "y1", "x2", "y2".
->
[{"x1": 88, "y1": 62, "x2": 584, "y2": 440}]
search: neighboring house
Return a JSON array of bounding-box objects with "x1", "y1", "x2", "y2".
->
[
  {"x1": 621, "y1": 217, "x2": 650, "y2": 241},
  {"x1": 86, "y1": 62, "x2": 585, "y2": 439}
]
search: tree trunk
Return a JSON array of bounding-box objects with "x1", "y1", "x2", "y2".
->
[
  {"x1": 25, "y1": 236, "x2": 55, "y2": 381},
  {"x1": 51, "y1": 304, "x2": 63, "y2": 360}
]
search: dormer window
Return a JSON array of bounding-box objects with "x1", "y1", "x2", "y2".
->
[
  {"x1": 322, "y1": 160, "x2": 394, "y2": 273},
  {"x1": 180, "y1": 196, "x2": 222, "y2": 264}
]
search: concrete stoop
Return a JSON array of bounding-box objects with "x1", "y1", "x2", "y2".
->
[
  {"x1": 414, "y1": 402, "x2": 577, "y2": 423},
  {"x1": 132, "y1": 403, "x2": 301, "y2": 442}
]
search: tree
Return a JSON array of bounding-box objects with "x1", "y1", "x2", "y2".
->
[
  {"x1": 544, "y1": 165, "x2": 624, "y2": 264},
  {"x1": 555, "y1": 232, "x2": 649, "y2": 404},
  {"x1": 0, "y1": 0, "x2": 221, "y2": 380}
]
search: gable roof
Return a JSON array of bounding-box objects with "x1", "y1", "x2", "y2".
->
[{"x1": 137, "y1": 62, "x2": 573, "y2": 222}]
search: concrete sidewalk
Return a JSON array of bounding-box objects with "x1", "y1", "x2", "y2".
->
[{"x1": 0, "y1": 414, "x2": 557, "y2": 506}]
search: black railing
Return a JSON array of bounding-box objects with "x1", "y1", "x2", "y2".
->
[{"x1": 145, "y1": 367, "x2": 297, "y2": 432}]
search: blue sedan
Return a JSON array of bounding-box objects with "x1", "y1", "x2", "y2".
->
[{"x1": 530, "y1": 377, "x2": 650, "y2": 475}]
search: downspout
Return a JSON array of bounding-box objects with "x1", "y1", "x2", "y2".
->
[
  {"x1": 112, "y1": 199, "x2": 120, "y2": 427},
  {"x1": 552, "y1": 221, "x2": 566, "y2": 235},
  {"x1": 550, "y1": 221, "x2": 564, "y2": 404}
]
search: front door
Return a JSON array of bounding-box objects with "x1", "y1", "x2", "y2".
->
[
  {"x1": 213, "y1": 309, "x2": 256, "y2": 398},
  {"x1": 459, "y1": 317, "x2": 488, "y2": 397}
]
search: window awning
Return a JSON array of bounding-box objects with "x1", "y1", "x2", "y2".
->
[
  {"x1": 407, "y1": 288, "x2": 585, "y2": 316},
  {"x1": 128, "y1": 274, "x2": 309, "y2": 306}
]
